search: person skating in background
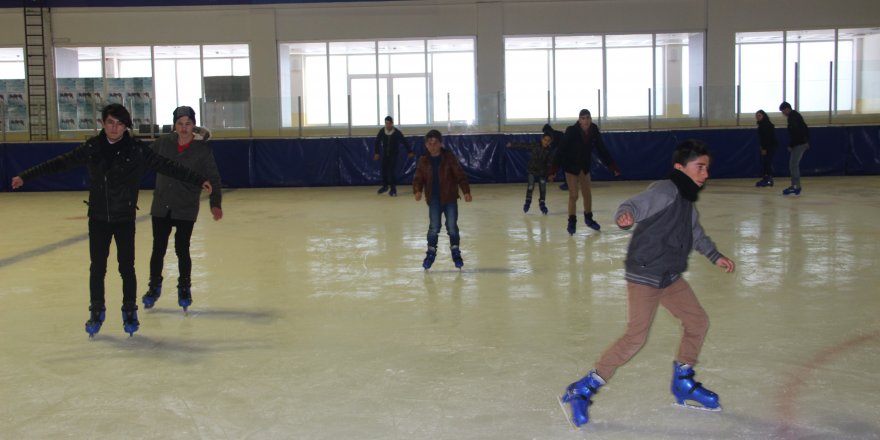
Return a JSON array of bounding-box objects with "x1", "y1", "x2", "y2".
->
[
  {"x1": 143, "y1": 106, "x2": 223, "y2": 313},
  {"x1": 778, "y1": 101, "x2": 809, "y2": 196},
  {"x1": 554, "y1": 109, "x2": 621, "y2": 235},
  {"x1": 507, "y1": 131, "x2": 555, "y2": 214},
  {"x1": 542, "y1": 123, "x2": 567, "y2": 191},
  {"x1": 559, "y1": 139, "x2": 735, "y2": 428},
  {"x1": 412, "y1": 129, "x2": 472, "y2": 270},
  {"x1": 374, "y1": 116, "x2": 414, "y2": 197},
  {"x1": 10, "y1": 104, "x2": 212, "y2": 337},
  {"x1": 754, "y1": 110, "x2": 778, "y2": 187}
]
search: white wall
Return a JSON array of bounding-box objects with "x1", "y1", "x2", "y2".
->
[{"x1": 9, "y1": 0, "x2": 880, "y2": 136}]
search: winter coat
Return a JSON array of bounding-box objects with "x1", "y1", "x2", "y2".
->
[
  {"x1": 149, "y1": 127, "x2": 222, "y2": 221},
  {"x1": 555, "y1": 122, "x2": 618, "y2": 175},
  {"x1": 374, "y1": 127, "x2": 412, "y2": 157},
  {"x1": 17, "y1": 130, "x2": 206, "y2": 223},
  {"x1": 757, "y1": 118, "x2": 778, "y2": 150},
  {"x1": 616, "y1": 172, "x2": 722, "y2": 289},
  {"x1": 785, "y1": 110, "x2": 810, "y2": 147},
  {"x1": 508, "y1": 141, "x2": 554, "y2": 177},
  {"x1": 412, "y1": 149, "x2": 471, "y2": 205}
]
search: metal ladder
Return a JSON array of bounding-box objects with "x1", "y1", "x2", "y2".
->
[{"x1": 24, "y1": 2, "x2": 49, "y2": 141}]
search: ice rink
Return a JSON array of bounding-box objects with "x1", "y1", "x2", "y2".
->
[{"x1": 1, "y1": 176, "x2": 879, "y2": 439}]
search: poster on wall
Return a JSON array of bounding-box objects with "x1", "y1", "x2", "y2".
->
[
  {"x1": 107, "y1": 77, "x2": 154, "y2": 129},
  {"x1": 0, "y1": 79, "x2": 28, "y2": 132},
  {"x1": 56, "y1": 77, "x2": 104, "y2": 130}
]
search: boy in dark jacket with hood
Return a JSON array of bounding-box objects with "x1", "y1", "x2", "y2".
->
[
  {"x1": 559, "y1": 139, "x2": 735, "y2": 428},
  {"x1": 10, "y1": 104, "x2": 212, "y2": 337},
  {"x1": 779, "y1": 101, "x2": 809, "y2": 196},
  {"x1": 373, "y1": 116, "x2": 414, "y2": 197},
  {"x1": 412, "y1": 129, "x2": 472, "y2": 270},
  {"x1": 142, "y1": 106, "x2": 223, "y2": 313}
]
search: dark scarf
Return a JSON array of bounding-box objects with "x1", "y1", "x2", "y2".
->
[{"x1": 669, "y1": 168, "x2": 702, "y2": 202}]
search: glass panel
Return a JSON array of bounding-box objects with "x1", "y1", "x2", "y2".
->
[
  {"x1": 350, "y1": 77, "x2": 378, "y2": 126},
  {"x1": 605, "y1": 34, "x2": 653, "y2": 117},
  {"x1": 785, "y1": 30, "x2": 834, "y2": 112},
  {"x1": 504, "y1": 37, "x2": 552, "y2": 120},
  {"x1": 203, "y1": 44, "x2": 251, "y2": 129},
  {"x1": 839, "y1": 27, "x2": 880, "y2": 114},
  {"x1": 393, "y1": 76, "x2": 427, "y2": 125},
  {"x1": 0, "y1": 48, "x2": 27, "y2": 132},
  {"x1": 55, "y1": 47, "x2": 103, "y2": 131},
  {"x1": 554, "y1": 36, "x2": 603, "y2": 121},
  {"x1": 736, "y1": 32, "x2": 784, "y2": 114},
  {"x1": 154, "y1": 46, "x2": 200, "y2": 127},
  {"x1": 431, "y1": 50, "x2": 475, "y2": 124},
  {"x1": 55, "y1": 47, "x2": 101, "y2": 78},
  {"x1": 280, "y1": 42, "x2": 326, "y2": 127}
]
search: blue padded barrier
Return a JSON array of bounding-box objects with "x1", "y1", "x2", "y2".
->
[{"x1": 2, "y1": 125, "x2": 879, "y2": 192}]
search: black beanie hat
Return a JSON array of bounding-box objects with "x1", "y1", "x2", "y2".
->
[
  {"x1": 101, "y1": 103, "x2": 132, "y2": 128},
  {"x1": 173, "y1": 106, "x2": 196, "y2": 125}
]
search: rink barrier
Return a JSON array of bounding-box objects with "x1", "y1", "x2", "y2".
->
[{"x1": 2, "y1": 125, "x2": 879, "y2": 192}]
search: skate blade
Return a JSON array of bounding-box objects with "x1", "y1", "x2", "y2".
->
[
  {"x1": 556, "y1": 395, "x2": 581, "y2": 430},
  {"x1": 672, "y1": 401, "x2": 722, "y2": 412}
]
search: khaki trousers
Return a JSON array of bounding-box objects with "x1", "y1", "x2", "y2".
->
[{"x1": 595, "y1": 278, "x2": 709, "y2": 381}]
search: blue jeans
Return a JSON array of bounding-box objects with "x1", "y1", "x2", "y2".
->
[
  {"x1": 789, "y1": 143, "x2": 809, "y2": 187},
  {"x1": 427, "y1": 200, "x2": 459, "y2": 248},
  {"x1": 526, "y1": 173, "x2": 547, "y2": 203}
]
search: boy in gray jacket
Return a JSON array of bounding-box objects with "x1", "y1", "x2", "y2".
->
[
  {"x1": 559, "y1": 139, "x2": 735, "y2": 428},
  {"x1": 142, "y1": 106, "x2": 223, "y2": 312}
]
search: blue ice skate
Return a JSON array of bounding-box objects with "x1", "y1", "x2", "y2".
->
[
  {"x1": 142, "y1": 283, "x2": 162, "y2": 309},
  {"x1": 671, "y1": 362, "x2": 721, "y2": 411},
  {"x1": 584, "y1": 212, "x2": 601, "y2": 231},
  {"x1": 451, "y1": 246, "x2": 464, "y2": 269},
  {"x1": 559, "y1": 370, "x2": 605, "y2": 427},
  {"x1": 755, "y1": 176, "x2": 774, "y2": 187},
  {"x1": 389, "y1": 186, "x2": 397, "y2": 197},
  {"x1": 523, "y1": 201, "x2": 531, "y2": 213},
  {"x1": 178, "y1": 286, "x2": 193, "y2": 312},
  {"x1": 422, "y1": 247, "x2": 437, "y2": 270},
  {"x1": 782, "y1": 186, "x2": 801, "y2": 196},
  {"x1": 567, "y1": 216, "x2": 576, "y2": 235},
  {"x1": 539, "y1": 201, "x2": 548, "y2": 215},
  {"x1": 122, "y1": 306, "x2": 139, "y2": 337},
  {"x1": 85, "y1": 306, "x2": 106, "y2": 338}
]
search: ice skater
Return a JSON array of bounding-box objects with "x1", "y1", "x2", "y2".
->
[
  {"x1": 412, "y1": 129, "x2": 472, "y2": 269},
  {"x1": 10, "y1": 104, "x2": 212, "y2": 337},
  {"x1": 778, "y1": 102, "x2": 809, "y2": 196},
  {"x1": 507, "y1": 131, "x2": 555, "y2": 214},
  {"x1": 559, "y1": 139, "x2": 736, "y2": 427},
  {"x1": 554, "y1": 109, "x2": 620, "y2": 235},
  {"x1": 754, "y1": 109, "x2": 778, "y2": 187},
  {"x1": 142, "y1": 106, "x2": 223, "y2": 313},
  {"x1": 373, "y1": 116, "x2": 414, "y2": 197}
]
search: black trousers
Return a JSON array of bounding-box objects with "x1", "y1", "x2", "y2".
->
[
  {"x1": 149, "y1": 216, "x2": 195, "y2": 287},
  {"x1": 88, "y1": 219, "x2": 136, "y2": 308},
  {"x1": 380, "y1": 150, "x2": 399, "y2": 187}
]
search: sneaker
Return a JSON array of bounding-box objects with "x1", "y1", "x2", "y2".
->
[
  {"x1": 782, "y1": 186, "x2": 801, "y2": 196},
  {"x1": 377, "y1": 186, "x2": 388, "y2": 194}
]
